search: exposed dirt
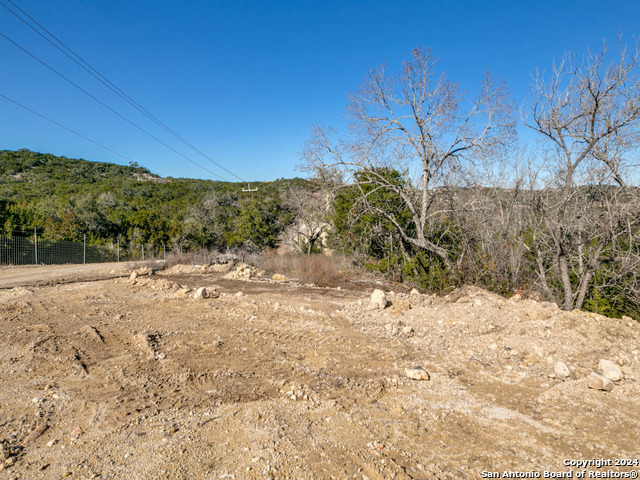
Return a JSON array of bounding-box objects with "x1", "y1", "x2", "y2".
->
[
  {"x1": 0, "y1": 262, "x2": 149, "y2": 289},
  {"x1": 0, "y1": 264, "x2": 639, "y2": 479}
]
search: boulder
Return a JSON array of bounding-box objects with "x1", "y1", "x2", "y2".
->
[
  {"x1": 194, "y1": 287, "x2": 208, "y2": 299},
  {"x1": 367, "y1": 289, "x2": 387, "y2": 310},
  {"x1": 588, "y1": 372, "x2": 614, "y2": 391},
  {"x1": 597, "y1": 359, "x2": 623, "y2": 382}
]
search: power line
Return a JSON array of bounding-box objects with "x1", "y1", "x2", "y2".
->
[
  {"x1": 0, "y1": 31, "x2": 228, "y2": 181},
  {"x1": 0, "y1": 93, "x2": 133, "y2": 162},
  {"x1": 0, "y1": 0, "x2": 246, "y2": 182}
]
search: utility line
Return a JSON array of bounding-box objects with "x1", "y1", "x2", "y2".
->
[
  {"x1": 0, "y1": 93, "x2": 133, "y2": 162},
  {"x1": 0, "y1": 0, "x2": 246, "y2": 182},
  {"x1": 0, "y1": 31, "x2": 227, "y2": 181}
]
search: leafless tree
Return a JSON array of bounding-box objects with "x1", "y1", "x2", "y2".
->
[
  {"x1": 302, "y1": 47, "x2": 516, "y2": 269},
  {"x1": 282, "y1": 186, "x2": 330, "y2": 255},
  {"x1": 523, "y1": 39, "x2": 640, "y2": 311}
]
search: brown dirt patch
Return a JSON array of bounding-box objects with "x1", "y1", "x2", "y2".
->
[{"x1": 0, "y1": 265, "x2": 638, "y2": 479}]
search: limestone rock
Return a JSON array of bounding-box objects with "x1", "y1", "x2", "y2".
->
[
  {"x1": 553, "y1": 362, "x2": 571, "y2": 378},
  {"x1": 129, "y1": 271, "x2": 138, "y2": 282},
  {"x1": 367, "y1": 289, "x2": 387, "y2": 310},
  {"x1": 390, "y1": 299, "x2": 411, "y2": 314},
  {"x1": 597, "y1": 359, "x2": 623, "y2": 382},
  {"x1": 405, "y1": 366, "x2": 430, "y2": 381},
  {"x1": 272, "y1": 274, "x2": 286, "y2": 281},
  {"x1": 410, "y1": 288, "x2": 420, "y2": 295},
  {"x1": 194, "y1": 287, "x2": 208, "y2": 299},
  {"x1": 588, "y1": 372, "x2": 614, "y2": 391},
  {"x1": 402, "y1": 326, "x2": 414, "y2": 337}
]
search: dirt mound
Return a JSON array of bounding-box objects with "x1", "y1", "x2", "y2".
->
[
  {"x1": 0, "y1": 267, "x2": 638, "y2": 479},
  {"x1": 222, "y1": 262, "x2": 263, "y2": 280},
  {"x1": 162, "y1": 262, "x2": 234, "y2": 276},
  {"x1": 162, "y1": 263, "x2": 209, "y2": 275}
]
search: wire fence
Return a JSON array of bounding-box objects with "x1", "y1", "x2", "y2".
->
[{"x1": 0, "y1": 231, "x2": 167, "y2": 266}]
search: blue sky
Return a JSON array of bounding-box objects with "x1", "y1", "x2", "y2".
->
[{"x1": 1, "y1": 0, "x2": 638, "y2": 181}]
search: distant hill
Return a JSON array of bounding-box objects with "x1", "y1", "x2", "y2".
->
[{"x1": 0, "y1": 149, "x2": 308, "y2": 250}]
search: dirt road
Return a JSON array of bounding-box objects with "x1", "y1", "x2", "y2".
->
[
  {"x1": 0, "y1": 264, "x2": 638, "y2": 479},
  {"x1": 0, "y1": 262, "x2": 160, "y2": 289}
]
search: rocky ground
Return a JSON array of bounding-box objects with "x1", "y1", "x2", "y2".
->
[{"x1": 0, "y1": 263, "x2": 639, "y2": 479}]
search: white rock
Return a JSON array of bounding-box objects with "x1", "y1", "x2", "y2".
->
[
  {"x1": 194, "y1": 287, "x2": 208, "y2": 299},
  {"x1": 553, "y1": 362, "x2": 571, "y2": 378},
  {"x1": 597, "y1": 359, "x2": 623, "y2": 381},
  {"x1": 368, "y1": 289, "x2": 387, "y2": 310},
  {"x1": 588, "y1": 372, "x2": 614, "y2": 391},
  {"x1": 402, "y1": 326, "x2": 414, "y2": 336},
  {"x1": 405, "y1": 366, "x2": 430, "y2": 381},
  {"x1": 410, "y1": 288, "x2": 420, "y2": 295}
]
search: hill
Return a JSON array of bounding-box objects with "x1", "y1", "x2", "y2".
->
[{"x1": 0, "y1": 149, "x2": 307, "y2": 250}]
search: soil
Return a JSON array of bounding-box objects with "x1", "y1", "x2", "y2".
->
[{"x1": 0, "y1": 263, "x2": 639, "y2": 479}]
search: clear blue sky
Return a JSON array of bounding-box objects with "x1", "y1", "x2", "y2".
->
[{"x1": 1, "y1": 0, "x2": 638, "y2": 182}]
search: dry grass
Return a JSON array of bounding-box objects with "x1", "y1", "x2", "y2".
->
[
  {"x1": 163, "y1": 248, "x2": 352, "y2": 288},
  {"x1": 257, "y1": 252, "x2": 346, "y2": 287}
]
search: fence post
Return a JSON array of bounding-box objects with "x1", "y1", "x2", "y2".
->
[
  {"x1": 142, "y1": 244, "x2": 144, "y2": 260},
  {"x1": 83, "y1": 234, "x2": 86, "y2": 264},
  {"x1": 34, "y1": 227, "x2": 38, "y2": 265},
  {"x1": 163, "y1": 245, "x2": 166, "y2": 260},
  {"x1": 117, "y1": 239, "x2": 120, "y2": 262}
]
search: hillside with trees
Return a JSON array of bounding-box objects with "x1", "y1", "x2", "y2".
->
[{"x1": 0, "y1": 148, "x2": 308, "y2": 252}]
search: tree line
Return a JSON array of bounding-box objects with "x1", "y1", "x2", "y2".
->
[
  {"x1": 302, "y1": 41, "x2": 640, "y2": 319},
  {"x1": 0, "y1": 149, "x2": 307, "y2": 252},
  {"x1": 2, "y1": 40, "x2": 639, "y2": 319}
]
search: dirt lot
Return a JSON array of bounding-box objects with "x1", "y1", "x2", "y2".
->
[
  {"x1": 0, "y1": 263, "x2": 639, "y2": 479},
  {"x1": 0, "y1": 262, "x2": 153, "y2": 289}
]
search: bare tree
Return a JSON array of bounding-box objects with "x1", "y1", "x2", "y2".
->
[
  {"x1": 523, "y1": 39, "x2": 640, "y2": 311},
  {"x1": 282, "y1": 185, "x2": 330, "y2": 255},
  {"x1": 302, "y1": 47, "x2": 516, "y2": 269}
]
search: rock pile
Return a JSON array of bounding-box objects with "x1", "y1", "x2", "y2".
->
[{"x1": 223, "y1": 262, "x2": 263, "y2": 280}]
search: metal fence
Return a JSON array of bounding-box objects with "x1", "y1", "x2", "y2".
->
[{"x1": 0, "y1": 231, "x2": 167, "y2": 265}]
